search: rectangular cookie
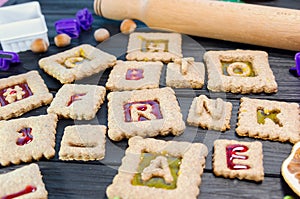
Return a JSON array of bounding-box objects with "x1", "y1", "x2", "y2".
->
[
  {"x1": 59, "y1": 125, "x2": 106, "y2": 161},
  {"x1": 106, "y1": 60, "x2": 163, "y2": 91},
  {"x1": 187, "y1": 95, "x2": 232, "y2": 131},
  {"x1": 166, "y1": 57, "x2": 205, "y2": 88},
  {"x1": 47, "y1": 84, "x2": 106, "y2": 120},
  {"x1": 0, "y1": 163, "x2": 48, "y2": 198},
  {"x1": 213, "y1": 139, "x2": 264, "y2": 182},
  {"x1": 204, "y1": 49, "x2": 278, "y2": 93},
  {"x1": 39, "y1": 44, "x2": 116, "y2": 84},
  {"x1": 0, "y1": 70, "x2": 53, "y2": 120},
  {"x1": 126, "y1": 32, "x2": 182, "y2": 62},
  {"x1": 107, "y1": 87, "x2": 185, "y2": 141},
  {"x1": 106, "y1": 136, "x2": 208, "y2": 199},
  {"x1": 0, "y1": 114, "x2": 58, "y2": 166},
  {"x1": 236, "y1": 97, "x2": 300, "y2": 143}
]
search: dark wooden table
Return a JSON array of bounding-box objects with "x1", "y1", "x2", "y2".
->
[{"x1": 1, "y1": 0, "x2": 300, "y2": 198}]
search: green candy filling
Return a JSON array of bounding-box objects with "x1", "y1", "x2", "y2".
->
[{"x1": 131, "y1": 153, "x2": 181, "y2": 189}]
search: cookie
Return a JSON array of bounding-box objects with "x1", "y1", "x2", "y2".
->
[
  {"x1": 0, "y1": 70, "x2": 53, "y2": 120},
  {"x1": 0, "y1": 163, "x2": 48, "y2": 198},
  {"x1": 236, "y1": 97, "x2": 300, "y2": 143},
  {"x1": 282, "y1": 142, "x2": 300, "y2": 197},
  {"x1": 204, "y1": 49, "x2": 278, "y2": 93},
  {"x1": 126, "y1": 32, "x2": 182, "y2": 62},
  {"x1": 106, "y1": 136, "x2": 208, "y2": 199},
  {"x1": 106, "y1": 60, "x2": 163, "y2": 91},
  {"x1": 107, "y1": 87, "x2": 185, "y2": 141},
  {"x1": 187, "y1": 95, "x2": 232, "y2": 131},
  {"x1": 166, "y1": 57, "x2": 205, "y2": 88},
  {"x1": 59, "y1": 125, "x2": 106, "y2": 161},
  {"x1": 47, "y1": 84, "x2": 106, "y2": 120},
  {"x1": 39, "y1": 44, "x2": 116, "y2": 84},
  {"x1": 0, "y1": 114, "x2": 58, "y2": 166},
  {"x1": 213, "y1": 139, "x2": 264, "y2": 182}
]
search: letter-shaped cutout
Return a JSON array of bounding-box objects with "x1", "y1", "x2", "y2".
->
[
  {"x1": 196, "y1": 96, "x2": 224, "y2": 120},
  {"x1": 130, "y1": 103, "x2": 157, "y2": 122},
  {"x1": 141, "y1": 156, "x2": 173, "y2": 184},
  {"x1": 226, "y1": 144, "x2": 250, "y2": 170}
]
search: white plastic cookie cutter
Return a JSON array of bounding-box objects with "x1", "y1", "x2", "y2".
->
[{"x1": 0, "y1": 1, "x2": 49, "y2": 52}]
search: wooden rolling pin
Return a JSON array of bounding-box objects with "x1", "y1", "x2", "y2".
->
[{"x1": 94, "y1": 0, "x2": 300, "y2": 51}]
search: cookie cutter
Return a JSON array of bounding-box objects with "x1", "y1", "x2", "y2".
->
[
  {"x1": 55, "y1": 18, "x2": 81, "y2": 39},
  {"x1": 76, "y1": 8, "x2": 93, "y2": 30},
  {"x1": 0, "y1": 1, "x2": 49, "y2": 52},
  {"x1": 0, "y1": 50, "x2": 20, "y2": 71},
  {"x1": 289, "y1": 52, "x2": 300, "y2": 77},
  {"x1": 55, "y1": 8, "x2": 93, "y2": 38}
]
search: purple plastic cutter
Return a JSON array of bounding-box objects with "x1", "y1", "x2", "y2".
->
[
  {"x1": 289, "y1": 52, "x2": 300, "y2": 77},
  {"x1": 0, "y1": 50, "x2": 20, "y2": 71},
  {"x1": 76, "y1": 8, "x2": 93, "y2": 31},
  {"x1": 55, "y1": 18, "x2": 81, "y2": 38}
]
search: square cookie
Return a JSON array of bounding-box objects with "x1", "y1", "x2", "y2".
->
[
  {"x1": 107, "y1": 87, "x2": 185, "y2": 141},
  {"x1": 126, "y1": 32, "x2": 182, "y2": 62},
  {"x1": 47, "y1": 84, "x2": 106, "y2": 120},
  {"x1": 0, "y1": 163, "x2": 48, "y2": 198},
  {"x1": 213, "y1": 139, "x2": 264, "y2": 182},
  {"x1": 166, "y1": 57, "x2": 205, "y2": 88},
  {"x1": 204, "y1": 49, "x2": 277, "y2": 93},
  {"x1": 0, "y1": 70, "x2": 53, "y2": 120},
  {"x1": 236, "y1": 97, "x2": 300, "y2": 143},
  {"x1": 106, "y1": 136, "x2": 208, "y2": 199},
  {"x1": 0, "y1": 114, "x2": 58, "y2": 166},
  {"x1": 59, "y1": 125, "x2": 106, "y2": 161},
  {"x1": 39, "y1": 44, "x2": 116, "y2": 84},
  {"x1": 106, "y1": 60, "x2": 163, "y2": 91},
  {"x1": 187, "y1": 95, "x2": 232, "y2": 131}
]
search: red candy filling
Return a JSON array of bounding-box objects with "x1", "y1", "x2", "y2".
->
[
  {"x1": 67, "y1": 93, "x2": 86, "y2": 106},
  {"x1": 16, "y1": 128, "x2": 33, "y2": 146},
  {"x1": 0, "y1": 83, "x2": 33, "y2": 107},
  {"x1": 125, "y1": 68, "x2": 144, "y2": 80},
  {"x1": 2, "y1": 185, "x2": 37, "y2": 199},
  {"x1": 124, "y1": 100, "x2": 163, "y2": 122},
  {"x1": 226, "y1": 144, "x2": 250, "y2": 170}
]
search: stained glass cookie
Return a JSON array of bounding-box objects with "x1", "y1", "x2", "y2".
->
[
  {"x1": 39, "y1": 44, "x2": 116, "y2": 84},
  {"x1": 107, "y1": 87, "x2": 185, "y2": 141},
  {"x1": 0, "y1": 70, "x2": 53, "y2": 120},
  {"x1": 213, "y1": 139, "x2": 264, "y2": 182},
  {"x1": 106, "y1": 60, "x2": 163, "y2": 91},
  {"x1": 106, "y1": 136, "x2": 208, "y2": 199},
  {"x1": 59, "y1": 125, "x2": 106, "y2": 161},
  {"x1": 236, "y1": 97, "x2": 300, "y2": 143},
  {"x1": 47, "y1": 84, "x2": 106, "y2": 120},
  {"x1": 0, "y1": 163, "x2": 48, "y2": 198},
  {"x1": 204, "y1": 49, "x2": 277, "y2": 93},
  {"x1": 0, "y1": 114, "x2": 58, "y2": 166},
  {"x1": 166, "y1": 57, "x2": 205, "y2": 88},
  {"x1": 126, "y1": 32, "x2": 182, "y2": 62},
  {"x1": 187, "y1": 95, "x2": 232, "y2": 131},
  {"x1": 282, "y1": 142, "x2": 300, "y2": 197}
]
